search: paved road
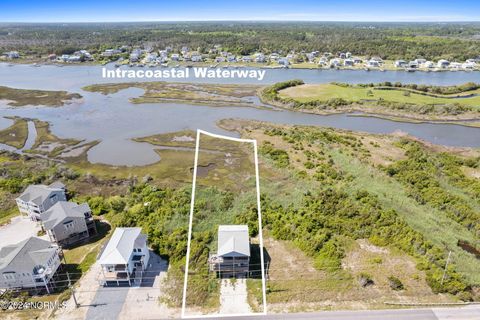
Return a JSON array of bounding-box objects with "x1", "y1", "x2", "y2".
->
[{"x1": 188, "y1": 306, "x2": 480, "y2": 320}]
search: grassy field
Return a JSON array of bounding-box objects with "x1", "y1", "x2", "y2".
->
[
  {"x1": 0, "y1": 117, "x2": 28, "y2": 148},
  {"x1": 218, "y1": 118, "x2": 480, "y2": 308},
  {"x1": 279, "y1": 83, "x2": 480, "y2": 107},
  {"x1": 0, "y1": 86, "x2": 82, "y2": 107}
]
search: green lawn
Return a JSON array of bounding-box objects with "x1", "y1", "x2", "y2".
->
[{"x1": 279, "y1": 83, "x2": 480, "y2": 108}]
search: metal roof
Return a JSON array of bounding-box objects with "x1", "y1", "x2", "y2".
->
[{"x1": 217, "y1": 225, "x2": 250, "y2": 258}]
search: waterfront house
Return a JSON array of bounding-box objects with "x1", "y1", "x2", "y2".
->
[
  {"x1": 415, "y1": 58, "x2": 426, "y2": 65},
  {"x1": 394, "y1": 60, "x2": 407, "y2": 68},
  {"x1": 215, "y1": 56, "x2": 226, "y2": 63},
  {"x1": 171, "y1": 53, "x2": 180, "y2": 61},
  {"x1": 450, "y1": 62, "x2": 462, "y2": 69},
  {"x1": 422, "y1": 61, "x2": 435, "y2": 68},
  {"x1": 4, "y1": 51, "x2": 19, "y2": 59},
  {"x1": 329, "y1": 58, "x2": 341, "y2": 67},
  {"x1": 353, "y1": 57, "x2": 363, "y2": 64},
  {"x1": 437, "y1": 59, "x2": 450, "y2": 68},
  {"x1": 278, "y1": 58, "x2": 289, "y2": 66},
  {"x1": 16, "y1": 182, "x2": 67, "y2": 221},
  {"x1": 98, "y1": 227, "x2": 150, "y2": 286},
  {"x1": 462, "y1": 61, "x2": 476, "y2": 69},
  {"x1": 209, "y1": 225, "x2": 250, "y2": 278},
  {"x1": 408, "y1": 61, "x2": 419, "y2": 69},
  {"x1": 254, "y1": 53, "x2": 266, "y2": 63},
  {"x1": 366, "y1": 59, "x2": 380, "y2": 68},
  {"x1": 42, "y1": 201, "x2": 97, "y2": 247},
  {"x1": 344, "y1": 58, "x2": 354, "y2": 66},
  {"x1": 0, "y1": 237, "x2": 62, "y2": 294},
  {"x1": 191, "y1": 54, "x2": 203, "y2": 62}
]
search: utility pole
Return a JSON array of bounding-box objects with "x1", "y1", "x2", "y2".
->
[
  {"x1": 441, "y1": 250, "x2": 452, "y2": 285},
  {"x1": 67, "y1": 272, "x2": 79, "y2": 308}
]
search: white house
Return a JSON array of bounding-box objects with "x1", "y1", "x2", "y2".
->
[
  {"x1": 366, "y1": 59, "x2": 380, "y2": 68},
  {"x1": 0, "y1": 237, "x2": 61, "y2": 294},
  {"x1": 209, "y1": 225, "x2": 250, "y2": 277},
  {"x1": 16, "y1": 182, "x2": 67, "y2": 221},
  {"x1": 98, "y1": 227, "x2": 150, "y2": 286},
  {"x1": 4, "y1": 51, "x2": 19, "y2": 59},
  {"x1": 394, "y1": 60, "x2": 407, "y2": 68},
  {"x1": 437, "y1": 59, "x2": 450, "y2": 68}
]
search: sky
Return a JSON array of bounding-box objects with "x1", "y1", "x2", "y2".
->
[{"x1": 1, "y1": 0, "x2": 480, "y2": 22}]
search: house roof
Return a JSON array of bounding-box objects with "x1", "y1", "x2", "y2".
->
[
  {"x1": 217, "y1": 225, "x2": 250, "y2": 258},
  {"x1": 42, "y1": 201, "x2": 91, "y2": 229},
  {"x1": 0, "y1": 237, "x2": 57, "y2": 273},
  {"x1": 17, "y1": 182, "x2": 65, "y2": 205},
  {"x1": 98, "y1": 228, "x2": 147, "y2": 265}
]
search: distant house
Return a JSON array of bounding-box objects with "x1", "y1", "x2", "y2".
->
[
  {"x1": 0, "y1": 237, "x2": 61, "y2": 294},
  {"x1": 394, "y1": 60, "x2": 407, "y2": 68},
  {"x1": 42, "y1": 201, "x2": 97, "y2": 247},
  {"x1": 344, "y1": 58, "x2": 354, "y2": 67},
  {"x1": 16, "y1": 182, "x2": 67, "y2": 221},
  {"x1": 209, "y1": 225, "x2": 250, "y2": 277},
  {"x1": 215, "y1": 56, "x2": 226, "y2": 63},
  {"x1": 462, "y1": 61, "x2": 476, "y2": 69},
  {"x1": 254, "y1": 53, "x2": 266, "y2": 63},
  {"x1": 408, "y1": 61, "x2": 419, "y2": 69},
  {"x1": 450, "y1": 62, "x2": 462, "y2": 69},
  {"x1": 241, "y1": 56, "x2": 252, "y2": 63},
  {"x1": 191, "y1": 54, "x2": 203, "y2": 62},
  {"x1": 422, "y1": 61, "x2": 434, "y2": 68},
  {"x1": 437, "y1": 59, "x2": 450, "y2": 68},
  {"x1": 170, "y1": 53, "x2": 180, "y2": 61},
  {"x1": 414, "y1": 58, "x2": 426, "y2": 65},
  {"x1": 346, "y1": 52, "x2": 352, "y2": 58},
  {"x1": 4, "y1": 51, "x2": 19, "y2": 59},
  {"x1": 366, "y1": 59, "x2": 380, "y2": 68},
  {"x1": 329, "y1": 58, "x2": 341, "y2": 67},
  {"x1": 278, "y1": 58, "x2": 289, "y2": 66},
  {"x1": 98, "y1": 228, "x2": 150, "y2": 286}
]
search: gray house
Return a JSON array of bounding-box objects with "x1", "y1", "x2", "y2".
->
[
  {"x1": 42, "y1": 201, "x2": 97, "y2": 247},
  {"x1": 0, "y1": 237, "x2": 62, "y2": 294},
  {"x1": 209, "y1": 225, "x2": 250, "y2": 277},
  {"x1": 16, "y1": 182, "x2": 67, "y2": 221},
  {"x1": 98, "y1": 227, "x2": 150, "y2": 286}
]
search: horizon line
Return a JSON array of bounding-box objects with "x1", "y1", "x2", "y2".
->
[{"x1": 1, "y1": 19, "x2": 480, "y2": 24}]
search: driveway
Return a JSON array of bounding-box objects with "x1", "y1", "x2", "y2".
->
[
  {"x1": 220, "y1": 278, "x2": 252, "y2": 315},
  {"x1": 0, "y1": 215, "x2": 48, "y2": 247},
  {"x1": 119, "y1": 252, "x2": 177, "y2": 319}
]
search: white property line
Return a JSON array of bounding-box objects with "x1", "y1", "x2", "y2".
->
[{"x1": 181, "y1": 129, "x2": 267, "y2": 319}]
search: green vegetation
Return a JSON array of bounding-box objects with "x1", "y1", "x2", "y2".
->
[
  {"x1": 2, "y1": 22, "x2": 480, "y2": 61},
  {"x1": 2, "y1": 115, "x2": 480, "y2": 311},
  {"x1": 83, "y1": 82, "x2": 260, "y2": 107},
  {"x1": 0, "y1": 86, "x2": 81, "y2": 107},
  {"x1": 0, "y1": 117, "x2": 28, "y2": 148},
  {"x1": 261, "y1": 81, "x2": 480, "y2": 121}
]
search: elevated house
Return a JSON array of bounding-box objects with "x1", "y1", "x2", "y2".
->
[
  {"x1": 98, "y1": 227, "x2": 150, "y2": 286},
  {"x1": 0, "y1": 237, "x2": 62, "y2": 294},
  {"x1": 16, "y1": 182, "x2": 67, "y2": 221},
  {"x1": 42, "y1": 201, "x2": 97, "y2": 247},
  {"x1": 209, "y1": 225, "x2": 250, "y2": 277}
]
